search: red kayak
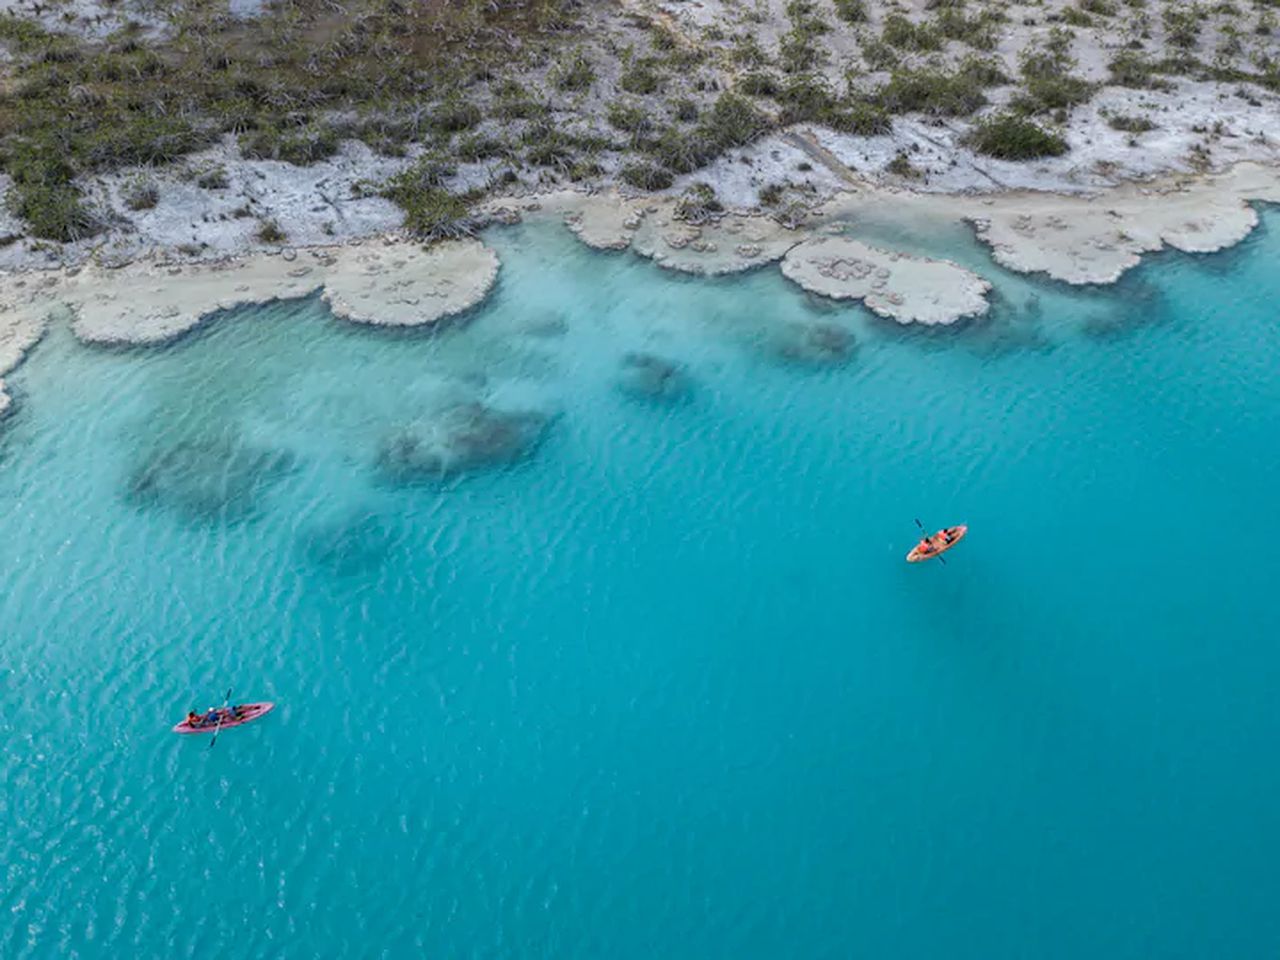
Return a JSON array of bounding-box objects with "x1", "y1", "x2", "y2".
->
[
  {"x1": 173, "y1": 702, "x2": 275, "y2": 735},
  {"x1": 907, "y1": 524, "x2": 967, "y2": 563}
]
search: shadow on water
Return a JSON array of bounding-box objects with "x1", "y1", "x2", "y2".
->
[
  {"x1": 1076, "y1": 272, "x2": 1171, "y2": 343},
  {"x1": 81, "y1": 291, "x2": 327, "y2": 357},
  {"x1": 1180, "y1": 200, "x2": 1276, "y2": 280},
  {"x1": 370, "y1": 401, "x2": 558, "y2": 488},
  {"x1": 614, "y1": 351, "x2": 696, "y2": 405},
  {"x1": 299, "y1": 507, "x2": 403, "y2": 577},
  {"x1": 124, "y1": 423, "x2": 298, "y2": 524}
]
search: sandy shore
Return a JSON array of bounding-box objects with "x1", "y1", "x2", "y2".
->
[{"x1": 2, "y1": 161, "x2": 1280, "y2": 412}]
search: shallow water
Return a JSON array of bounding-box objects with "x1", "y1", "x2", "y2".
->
[{"x1": 2, "y1": 211, "x2": 1279, "y2": 958}]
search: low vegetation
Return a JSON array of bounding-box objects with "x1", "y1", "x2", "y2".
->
[
  {"x1": 0, "y1": 0, "x2": 1273, "y2": 246},
  {"x1": 877, "y1": 69, "x2": 988, "y2": 117},
  {"x1": 1105, "y1": 112, "x2": 1157, "y2": 132},
  {"x1": 966, "y1": 113, "x2": 1069, "y2": 160}
]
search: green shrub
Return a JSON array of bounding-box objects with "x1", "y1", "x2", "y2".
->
[
  {"x1": 1106, "y1": 112, "x2": 1156, "y2": 132},
  {"x1": 958, "y1": 55, "x2": 1011, "y2": 86},
  {"x1": 881, "y1": 14, "x2": 943, "y2": 51},
  {"x1": 380, "y1": 182, "x2": 477, "y2": 241},
  {"x1": 519, "y1": 118, "x2": 580, "y2": 169},
  {"x1": 7, "y1": 181, "x2": 102, "y2": 242},
  {"x1": 197, "y1": 167, "x2": 230, "y2": 189},
  {"x1": 568, "y1": 159, "x2": 605, "y2": 181},
  {"x1": 621, "y1": 59, "x2": 663, "y2": 94},
  {"x1": 701, "y1": 92, "x2": 768, "y2": 147},
  {"x1": 1164, "y1": 4, "x2": 1202, "y2": 48},
  {"x1": 776, "y1": 73, "x2": 837, "y2": 121},
  {"x1": 1080, "y1": 0, "x2": 1117, "y2": 13},
  {"x1": 730, "y1": 35, "x2": 770, "y2": 67},
  {"x1": 554, "y1": 50, "x2": 595, "y2": 91},
  {"x1": 433, "y1": 96, "x2": 483, "y2": 134},
  {"x1": 758, "y1": 182, "x2": 784, "y2": 206},
  {"x1": 2, "y1": 137, "x2": 102, "y2": 242},
  {"x1": 1108, "y1": 50, "x2": 1161, "y2": 86},
  {"x1": 0, "y1": 16, "x2": 58, "y2": 53},
  {"x1": 824, "y1": 99, "x2": 893, "y2": 135},
  {"x1": 239, "y1": 124, "x2": 340, "y2": 166},
  {"x1": 493, "y1": 96, "x2": 548, "y2": 121},
  {"x1": 671, "y1": 97, "x2": 700, "y2": 122},
  {"x1": 886, "y1": 150, "x2": 922, "y2": 178},
  {"x1": 786, "y1": 0, "x2": 831, "y2": 33},
  {"x1": 779, "y1": 29, "x2": 828, "y2": 73},
  {"x1": 457, "y1": 135, "x2": 508, "y2": 162},
  {"x1": 618, "y1": 162, "x2": 674, "y2": 190},
  {"x1": 861, "y1": 37, "x2": 900, "y2": 71},
  {"x1": 382, "y1": 154, "x2": 458, "y2": 195},
  {"x1": 81, "y1": 114, "x2": 210, "y2": 169},
  {"x1": 1020, "y1": 30, "x2": 1077, "y2": 81},
  {"x1": 607, "y1": 100, "x2": 655, "y2": 140},
  {"x1": 673, "y1": 182, "x2": 723, "y2": 222},
  {"x1": 646, "y1": 127, "x2": 698, "y2": 173},
  {"x1": 255, "y1": 219, "x2": 287, "y2": 244},
  {"x1": 1061, "y1": 7, "x2": 1094, "y2": 26},
  {"x1": 966, "y1": 113, "x2": 1068, "y2": 159},
  {"x1": 123, "y1": 178, "x2": 159, "y2": 211},
  {"x1": 833, "y1": 0, "x2": 868, "y2": 23},
  {"x1": 1013, "y1": 74, "x2": 1095, "y2": 113},
  {"x1": 652, "y1": 27, "x2": 678, "y2": 51},
  {"x1": 738, "y1": 71, "x2": 783, "y2": 96},
  {"x1": 878, "y1": 69, "x2": 987, "y2": 116},
  {"x1": 934, "y1": 8, "x2": 1000, "y2": 48}
]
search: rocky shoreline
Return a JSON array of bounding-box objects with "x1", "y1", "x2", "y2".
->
[{"x1": 3, "y1": 160, "x2": 1280, "y2": 417}]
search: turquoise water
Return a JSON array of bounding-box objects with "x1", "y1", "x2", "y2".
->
[{"x1": 2, "y1": 210, "x2": 1280, "y2": 958}]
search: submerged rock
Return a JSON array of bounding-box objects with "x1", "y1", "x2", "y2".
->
[
  {"x1": 616, "y1": 352, "x2": 692, "y2": 403},
  {"x1": 771, "y1": 322, "x2": 856, "y2": 366},
  {"x1": 375, "y1": 403, "x2": 551, "y2": 482},
  {"x1": 127, "y1": 431, "x2": 295, "y2": 521},
  {"x1": 523, "y1": 312, "x2": 569, "y2": 338},
  {"x1": 302, "y1": 511, "x2": 397, "y2": 576}
]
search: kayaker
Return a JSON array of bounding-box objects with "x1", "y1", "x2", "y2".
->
[
  {"x1": 204, "y1": 708, "x2": 219, "y2": 725},
  {"x1": 231, "y1": 705, "x2": 245, "y2": 721},
  {"x1": 186, "y1": 711, "x2": 202, "y2": 728}
]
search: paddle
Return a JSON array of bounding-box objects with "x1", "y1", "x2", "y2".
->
[
  {"x1": 914, "y1": 518, "x2": 946, "y2": 566},
  {"x1": 208, "y1": 688, "x2": 233, "y2": 750}
]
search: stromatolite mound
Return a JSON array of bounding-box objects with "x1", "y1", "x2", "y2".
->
[
  {"x1": 127, "y1": 431, "x2": 295, "y2": 521},
  {"x1": 375, "y1": 403, "x2": 552, "y2": 481},
  {"x1": 302, "y1": 510, "x2": 398, "y2": 576},
  {"x1": 616, "y1": 352, "x2": 692, "y2": 403},
  {"x1": 771, "y1": 322, "x2": 856, "y2": 366}
]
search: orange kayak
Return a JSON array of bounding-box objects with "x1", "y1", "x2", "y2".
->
[{"x1": 907, "y1": 524, "x2": 967, "y2": 563}]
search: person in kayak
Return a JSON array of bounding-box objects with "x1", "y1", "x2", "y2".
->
[
  {"x1": 186, "y1": 711, "x2": 202, "y2": 728},
  {"x1": 230, "y1": 705, "x2": 245, "y2": 721},
  {"x1": 204, "y1": 708, "x2": 220, "y2": 725}
]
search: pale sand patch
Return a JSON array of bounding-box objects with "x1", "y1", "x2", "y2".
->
[
  {"x1": 69, "y1": 254, "x2": 322, "y2": 344},
  {"x1": 0, "y1": 239, "x2": 500, "y2": 355},
  {"x1": 629, "y1": 205, "x2": 805, "y2": 275},
  {"x1": 781, "y1": 237, "x2": 991, "y2": 325},
  {"x1": 0, "y1": 299, "x2": 56, "y2": 417},
  {"x1": 964, "y1": 184, "x2": 1264, "y2": 286},
  {"x1": 321, "y1": 240, "x2": 499, "y2": 327},
  {"x1": 560, "y1": 196, "x2": 649, "y2": 251},
  {"x1": 540, "y1": 192, "x2": 808, "y2": 274},
  {"x1": 812, "y1": 163, "x2": 1280, "y2": 287}
]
